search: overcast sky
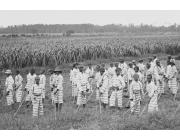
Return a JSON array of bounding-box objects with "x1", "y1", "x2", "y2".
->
[{"x1": 0, "y1": 10, "x2": 180, "y2": 27}]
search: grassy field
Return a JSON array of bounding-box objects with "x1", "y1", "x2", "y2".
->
[{"x1": 0, "y1": 59, "x2": 180, "y2": 130}]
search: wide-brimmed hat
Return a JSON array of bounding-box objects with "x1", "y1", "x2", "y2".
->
[
  {"x1": 170, "y1": 59, "x2": 175, "y2": 64},
  {"x1": 54, "y1": 67, "x2": 62, "y2": 72},
  {"x1": 5, "y1": 69, "x2": 12, "y2": 74}
]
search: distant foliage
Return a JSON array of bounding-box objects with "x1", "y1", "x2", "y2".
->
[{"x1": 0, "y1": 24, "x2": 180, "y2": 34}]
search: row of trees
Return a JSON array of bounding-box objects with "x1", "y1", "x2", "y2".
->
[{"x1": 0, "y1": 24, "x2": 180, "y2": 34}]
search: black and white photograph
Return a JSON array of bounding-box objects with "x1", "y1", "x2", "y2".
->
[{"x1": 0, "y1": 8, "x2": 180, "y2": 131}]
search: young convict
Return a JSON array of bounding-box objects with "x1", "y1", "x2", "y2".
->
[
  {"x1": 97, "y1": 67, "x2": 109, "y2": 109},
  {"x1": 107, "y1": 63, "x2": 116, "y2": 91},
  {"x1": 85, "y1": 64, "x2": 94, "y2": 94},
  {"x1": 53, "y1": 67, "x2": 64, "y2": 112},
  {"x1": 14, "y1": 70, "x2": 23, "y2": 104},
  {"x1": 154, "y1": 60, "x2": 165, "y2": 95},
  {"x1": 5, "y1": 70, "x2": 14, "y2": 108},
  {"x1": 49, "y1": 69, "x2": 55, "y2": 103},
  {"x1": 32, "y1": 76, "x2": 44, "y2": 118},
  {"x1": 94, "y1": 65, "x2": 101, "y2": 100},
  {"x1": 25, "y1": 68, "x2": 36, "y2": 108},
  {"x1": 109, "y1": 68, "x2": 125, "y2": 110},
  {"x1": 39, "y1": 69, "x2": 46, "y2": 103},
  {"x1": 166, "y1": 59, "x2": 178, "y2": 96},
  {"x1": 129, "y1": 74, "x2": 143, "y2": 115},
  {"x1": 146, "y1": 74, "x2": 159, "y2": 113},
  {"x1": 70, "y1": 63, "x2": 79, "y2": 103},
  {"x1": 76, "y1": 66, "x2": 90, "y2": 108}
]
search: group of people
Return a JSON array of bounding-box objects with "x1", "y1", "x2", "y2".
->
[
  {"x1": 70, "y1": 55, "x2": 179, "y2": 115},
  {"x1": 4, "y1": 67, "x2": 63, "y2": 118},
  {"x1": 2, "y1": 55, "x2": 179, "y2": 119}
]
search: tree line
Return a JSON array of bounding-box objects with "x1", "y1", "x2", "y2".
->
[{"x1": 0, "y1": 23, "x2": 180, "y2": 34}]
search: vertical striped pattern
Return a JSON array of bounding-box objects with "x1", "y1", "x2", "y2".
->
[
  {"x1": 15, "y1": 74, "x2": 23, "y2": 103},
  {"x1": 146, "y1": 82, "x2": 159, "y2": 113},
  {"x1": 32, "y1": 96, "x2": 43, "y2": 117},
  {"x1": 6, "y1": 91, "x2": 14, "y2": 106},
  {"x1": 5, "y1": 76, "x2": 14, "y2": 106},
  {"x1": 54, "y1": 89, "x2": 63, "y2": 104},
  {"x1": 109, "y1": 90, "x2": 123, "y2": 107}
]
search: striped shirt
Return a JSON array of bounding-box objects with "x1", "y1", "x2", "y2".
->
[
  {"x1": 33, "y1": 84, "x2": 43, "y2": 96},
  {"x1": 5, "y1": 76, "x2": 14, "y2": 91}
]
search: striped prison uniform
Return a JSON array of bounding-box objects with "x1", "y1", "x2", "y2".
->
[
  {"x1": 53, "y1": 74, "x2": 64, "y2": 104},
  {"x1": 127, "y1": 68, "x2": 135, "y2": 95},
  {"x1": 76, "y1": 72, "x2": 90, "y2": 105},
  {"x1": 25, "y1": 73, "x2": 36, "y2": 101},
  {"x1": 32, "y1": 84, "x2": 43, "y2": 117},
  {"x1": 95, "y1": 71, "x2": 101, "y2": 100},
  {"x1": 129, "y1": 81, "x2": 143, "y2": 115},
  {"x1": 39, "y1": 74, "x2": 46, "y2": 99},
  {"x1": 107, "y1": 66, "x2": 116, "y2": 98},
  {"x1": 5, "y1": 76, "x2": 14, "y2": 106},
  {"x1": 154, "y1": 65, "x2": 165, "y2": 94},
  {"x1": 85, "y1": 67, "x2": 94, "y2": 94},
  {"x1": 146, "y1": 81, "x2": 158, "y2": 113},
  {"x1": 109, "y1": 74, "x2": 125, "y2": 108},
  {"x1": 70, "y1": 68, "x2": 79, "y2": 97},
  {"x1": 98, "y1": 73, "x2": 109, "y2": 105},
  {"x1": 119, "y1": 63, "x2": 128, "y2": 83},
  {"x1": 166, "y1": 65, "x2": 178, "y2": 95},
  {"x1": 15, "y1": 74, "x2": 23, "y2": 103},
  {"x1": 50, "y1": 73, "x2": 56, "y2": 102}
]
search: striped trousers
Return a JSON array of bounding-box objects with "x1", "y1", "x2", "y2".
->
[
  {"x1": 42, "y1": 88, "x2": 45, "y2": 99},
  {"x1": 54, "y1": 89, "x2": 63, "y2": 104},
  {"x1": 168, "y1": 78, "x2": 178, "y2": 95},
  {"x1": 77, "y1": 91, "x2": 87, "y2": 105},
  {"x1": 109, "y1": 90, "x2": 123, "y2": 107},
  {"x1": 99, "y1": 89, "x2": 108, "y2": 104},
  {"x1": 157, "y1": 80, "x2": 165, "y2": 94},
  {"x1": 15, "y1": 87, "x2": 23, "y2": 103},
  {"x1": 148, "y1": 92, "x2": 158, "y2": 113},
  {"x1": 130, "y1": 91, "x2": 141, "y2": 115},
  {"x1": 32, "y1": 95, "x2": 43, "y2": 117},
  {"x1": 6, "y1": 90, "x2": 14, "y2": 106},
  {"x1": 26, "y1": 88, "x2": 33, "y2": 101},
  {"x1": 72, "y1": 83, "x2": 78, "y2": 97},
  {"x1": 96, "y1": 88, "x2": 100, "y2": 100}
]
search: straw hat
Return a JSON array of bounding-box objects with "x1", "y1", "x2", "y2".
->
[
  {"x1": 54, "y1": 67, "x2": 62, "y2": 72},
  {"x1": 5, "y1": 69, "x2": 12, "y2": 74}
]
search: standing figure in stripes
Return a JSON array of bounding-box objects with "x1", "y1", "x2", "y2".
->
[
  {"x1": 134, "y1": 66, "x2": 144, "y2": 85},
  {"x1": 109, "y1": 68, "x2": 125, "y2": 110},
  {"x1": 97, "y1": 67, "x2": 109, "y2": 109},
  {"x1": 25, "y1": 69, "x2": 36, "y2": 108},
  {"x1": 154, "y1": 60, "x2": 165, "y2": 95},
  {"x1": 166, "y1": 59, "x2": 178, "y2": 96},
  {"x1": 70, "y1": 63, "x2": 79, "y2": 103},
  {"x1": 49, "y1": 69, "x2": 55, "y2": 104},
  {"x1": 129, "y1": 74, "x2": 143, "y2": 115},
  {"x1": 76, "y1": 66, "x2": 90, "y2": 108},
  {"x1": 94, "y1": 65, "x2": 101, "y2": 100},
  {"x1": 85, "y1": 64, "x2": 94, "y2": 94},
  {"x1": 146, "y1": 74, "x2": 159, "y2": 113},
  {"x1": 5, "y1": 70, "x2": 14, "y2": 108},
  {"x1": 14, "y1": 70, "x2": 23, "y2": 105},
  {"x1": 32, "y1": 76, "x2": 44, "y2": 118},
  {"x1": 107, "y1": 63, "x2": 116, "y2": 97},
  {"x1": 53, "y1": 67, "x2": 64, "y2": 112},
  {"x1": 39, "y1": 69, "x2": 46, "y2": 103}
]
